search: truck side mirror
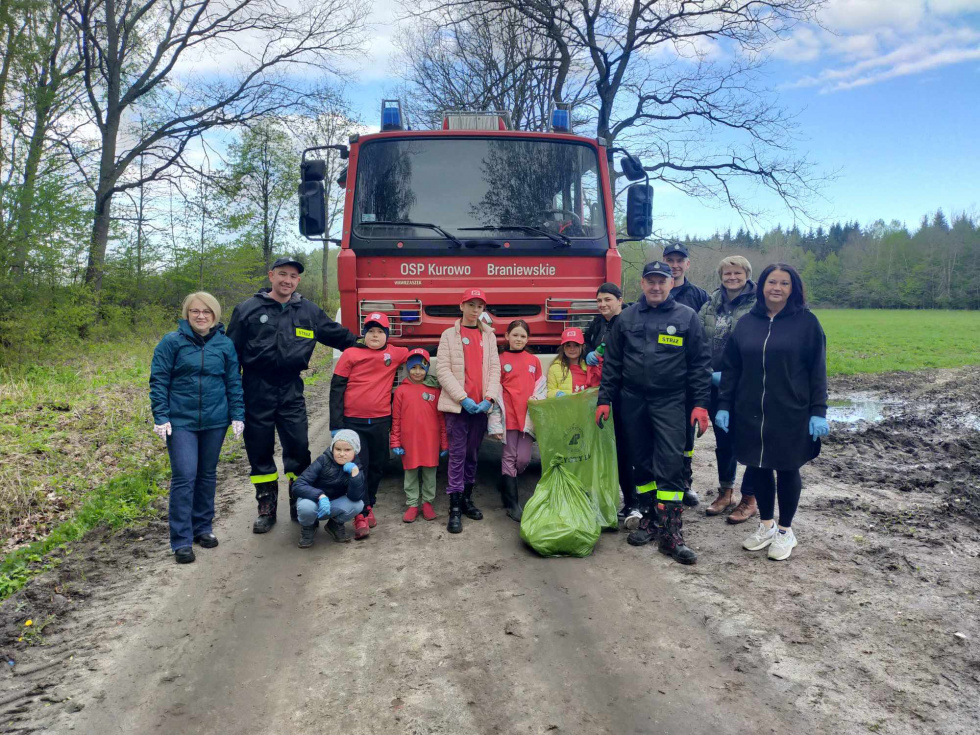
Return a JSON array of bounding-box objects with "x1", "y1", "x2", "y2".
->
[
  {"x1": 620, "y1": 155, "x2": 645, "y2": 182},
  {"x1": 626, "y1": 184, "x2": 653, "y2": 239}
]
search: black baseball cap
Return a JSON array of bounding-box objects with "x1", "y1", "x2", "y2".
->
[
  {"x1": 270, "y1": 256, "x2": 305, "y2": 274},
  {"x1": 662, "y1": 242, "x2": 689, "y2": 258},
  {"x1": 642, "y1": 261, "x2": 673, "y2": 279}
]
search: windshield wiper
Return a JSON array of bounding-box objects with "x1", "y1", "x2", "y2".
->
[
  {"x1": 357, "y1": 220, "x2": 464, "y2": 249},
  {"x1": 458, "y1": 224, "x2": 571, "y2": 248}
]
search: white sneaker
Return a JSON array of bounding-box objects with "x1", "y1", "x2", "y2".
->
[
  {"x1": 624, "y1": 509, "x2": 643, "y2": 530},
  {"x1": 767, "y1": 528, "x2": 798, "y2": 561},
  {"x1": 743, "y1": 522, "x2": 778, "y2": 551}
]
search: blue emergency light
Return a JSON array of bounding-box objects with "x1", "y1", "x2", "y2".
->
[
  {"x1": 400, "y1": 310, "x2": 420, "y2": 323},
  {"x1": 381, "y1": 100, "x2": 403, "y2": 131},
  {"x1": 551, "y1": 108, "x2": 570, "y2": 132}
]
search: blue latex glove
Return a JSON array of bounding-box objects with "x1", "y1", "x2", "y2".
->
[
  {"x1": 555, "y1": 391, "x2": 566, "y2": 397},
  {"x1": 461, "y1": 397, "x2": 479, "y2": 414},
  {"x1": 711, "y1": 371, "x2": 722, "y2": 387},
  {"x1": 714, "y1": 410, "x2": 729, "y2": 433},
  {"x1": 440, "y1": 450, "x2": 448, "y2": 458},
  {"x1": 342, "y1": 462, "x2": 357, "y2": 474},
  {"x1": 809, "y1": 416, "x2": 829, "y2": 441},
  {"x1": 585, "y1": 351, "x2": 599, "y2": 366},
  {"x1": 317, "y1": 496, "x2": 331, "y2": 519},
  {"x1": 476, "y1": 399, "x2": 492, "y2": 413},
  {"x1": 392, "y1": 447, "x2": 405, "y2": 456}
]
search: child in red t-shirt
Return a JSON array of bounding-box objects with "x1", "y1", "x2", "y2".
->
[
  {"x1": 495, "y1": 320, "x2": 543, "y2": 522},
  {"x1": 546, "y1": 327, "x2": 600, "y2": 397},
  {"x1": 329, "y1": 312, "x2": 409, "y2": 539},
  {"x1": 391, "y1": 349, "x2": 448, "y2": 523}
]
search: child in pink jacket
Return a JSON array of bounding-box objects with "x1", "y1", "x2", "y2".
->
[{"x1": 436, "y1": 287, "x2": 501, "y2": 535}]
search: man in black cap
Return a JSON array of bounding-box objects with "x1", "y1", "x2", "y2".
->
[
  {"x1": 596, "y1": 261, "x2": 711, "y2": 565},
  {"x1": 663, "y1": 241, "x2": 710, "y2": 507},
  {"x1": 227, "y1": 257, "x2": 359, "y2": 533}
]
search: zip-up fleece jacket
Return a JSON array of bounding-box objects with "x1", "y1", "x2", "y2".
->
[
  {"x1": 150, "y1": 321, "x2": 245, "y2": 431},
  {"x1": 597, "y1": 295, "x2": 711, "y2": 409},
  {"x1": 717, "y1": 300, "x2": 827, "y2": 471},
  {"x1": 436, "y1": 320, "x2": 501, "y2": 414},
  {"x1": 291, "y1": 451, "x2": 365, "y2": 503},
  {"x1": 226, "y1": 289, "x2": 357, "y2": 378},
  {"x1": 670, "y1": 279, "x2": 710, "y2": 313},
  {"x1": 697, "y1": 281, "x2": 757, "y2": 370}
]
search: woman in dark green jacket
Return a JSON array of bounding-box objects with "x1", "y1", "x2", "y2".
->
[{"x1": 150, "y1": 292, "x2": 245, "y2": 564}]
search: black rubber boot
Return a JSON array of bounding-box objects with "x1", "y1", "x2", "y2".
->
[
  {"x1": 626, "y1": 512, "x2": 659, "y2": 546},
  {"x1": 658, "y1": 502, "x2": 697, "y2": 565},
  {"x1": 683, "y1": 489, "x2": 700, "y2": 507},
  {"x1": 298, "y1": 525, "x2": 316, "y2": 548},
  {"x1": 461, "y1": 483, "x2": 483, "y2": 520},
  {"x1": 447, "y1": 492, "x2": 463, "y2": 534},
  {"x1": 288, "y1": 479, "x2": 298, "y2": 523},
  {"x1": 253, "y1": 481, "x2": 278, "y2": 534},
  {"x1": 501, "y1": 475, "x2": 522, "y2": 522}
]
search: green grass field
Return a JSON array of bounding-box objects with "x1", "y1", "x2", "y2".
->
[{"x1": 814, "y1": 309, "x2": 980, "y2": 375}]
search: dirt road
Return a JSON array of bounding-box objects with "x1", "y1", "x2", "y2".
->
[{"x1": 1, "y1": 367, "x2": 978, "y2": 734}]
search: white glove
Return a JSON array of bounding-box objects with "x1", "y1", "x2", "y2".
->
[
  {"x1": 232, "y1": 420, "x2": 244, "y2": 439},
  {"x1": 153, "y1": 422, "x2": 172, "y2": 442}
]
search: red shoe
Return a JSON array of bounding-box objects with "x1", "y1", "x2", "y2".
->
[
  {"x1": 402, "y1": 506, "x2": 419, "y2": 523},
  {"x1": 366, "y1": 507, "x2": 377, "y2": 528},
  {"x1": 353, "y1": 514, "x2": 370, "y2": 539},
  {"x1": 421, "y1": 502, "x2": 437, "y2": 521}
]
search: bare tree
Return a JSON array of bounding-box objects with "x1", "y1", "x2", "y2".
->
[
  {"x1": 396, "y1": 2, "x2": 594, "y2": 131},
  {"x1": 61, "y1": 0, "x2": 367, "y2": 293},
  {"x1": 408, "y1": 0, "x2": 824, "y2": 221}
]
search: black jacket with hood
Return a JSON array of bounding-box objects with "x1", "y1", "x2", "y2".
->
[{"x1": 717, "y1": 299, "x2": 828, "y2": 471}]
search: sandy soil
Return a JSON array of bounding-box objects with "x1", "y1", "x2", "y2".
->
[{"x1": 1, "y1": 366, "x2": 978, "y2": 735}]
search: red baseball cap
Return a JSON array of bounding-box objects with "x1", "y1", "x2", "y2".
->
[
  {"x1": 460, "y1": 287, "x2": 488, "y2": 305},
  {"x1": 561, "y1": 327, "x2": 585, "y2": 345},
  {"x1": 407, "y1": 347, "x2": 430, "y2": 363},
  {"x1": 363, "y1": 312, "x2": 390, "y2": 330}
]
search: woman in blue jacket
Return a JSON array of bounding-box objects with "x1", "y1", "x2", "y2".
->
[{"x1": 150, "y1": 292, "x2": 245, "y2": 564}]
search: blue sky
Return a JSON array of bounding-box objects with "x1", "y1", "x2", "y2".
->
[{"x1": 337, "y1": 0, "x2": 980, "y2": 238}]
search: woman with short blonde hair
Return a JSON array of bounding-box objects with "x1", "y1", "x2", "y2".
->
[
  {"x1": 150, "y1": 292, "x2": 244, "y2": 564},
  {"x1": 717, "y1": 255, "x2": 752, "y2": 281}
]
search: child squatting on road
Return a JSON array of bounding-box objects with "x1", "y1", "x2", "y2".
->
[
  {"x1": 436, "y1": 287, "x2": 502, "y2": 535},
  {"x1": 487, "y1": 320, "x2": 544, "y2": 522},
  {"x1": 330, "y1": 312, "x2": 409, "y2": 539},
  {"x1": 290, "y1": 430, "x2": 366, "y2": 548},
  {"x1": 391, "y1": 348, "x2": 448, "y2": 523}
]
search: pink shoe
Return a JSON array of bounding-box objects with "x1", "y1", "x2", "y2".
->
[
  {"x1": 421, "y1": 502, "x2": 437, "y2": 521},
  {"x1": 353, "y1": 514, "x2": 370, "y2": 539},
  {"x1": 366, "y1": 506, "x2": 377, "y2": 528},
  {"x1": 402, "y1": 506, "x2": 419, "y2": 523}
]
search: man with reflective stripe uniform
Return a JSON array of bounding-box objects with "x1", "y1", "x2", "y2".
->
[
  {"x1": 226, "y1": 257, "x2": 359, "y2": 533},
  {"x1": 663, "y1": 242, "x2": 710, "y2": 507},
  {"x1": 596, "y1": 261, "x2": 712, "y2": 565}
]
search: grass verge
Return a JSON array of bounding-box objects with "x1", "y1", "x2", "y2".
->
[
  {"x1": 815, "y1": 309, "x2": 980, "y2": 376},
  {"x1": 0, "y1": 460, "x2": 169, "y2": 601}
]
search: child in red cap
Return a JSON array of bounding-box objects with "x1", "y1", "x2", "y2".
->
[
  {"x1": 391, "y1": 349, "x2": 447, "y2": 522},
  {"x1": 330, "y1": 312, "x2": 409, "y2": 538},
  {"x1": 436, "y1": 287, "x2": 501, "y2": 534},
  {"x1": 546, "y1": 327, "x2": 599, "y2": 397}
]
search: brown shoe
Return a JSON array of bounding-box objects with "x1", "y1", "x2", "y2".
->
[
  {"x1": 705, "y1": 488, "x2": 735, "y2": 516},
  {"x1": 726, "y1": 495, "x2": 758, "y2": 524}
]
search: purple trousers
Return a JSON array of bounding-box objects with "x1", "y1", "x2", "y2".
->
[
  {"x1": 501, "y1": 430, "x2": 533, "y2": 477},
  {"x1": 445, "y1": 411, "x2": 487, "y2": 494}
]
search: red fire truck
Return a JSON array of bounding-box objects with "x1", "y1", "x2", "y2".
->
[{"x1": 298, "y1": 101, "x2": 653, "y2": 354}]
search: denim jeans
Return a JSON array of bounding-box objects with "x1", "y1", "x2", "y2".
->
[
  {"x1": 166, "y1": 427, "x2": 227, "y2": 551},
  {"x1": 295, "y1": 496, "x2": 364, "y2": 527}
]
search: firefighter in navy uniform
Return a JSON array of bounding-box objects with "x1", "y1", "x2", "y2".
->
[
  {"x1": 663, "y1": 242, "x2": 710, "y2": 507},
  {"x1": 226, "y1": 257, "x2": 359, "y2": 534},
  {"x1": 596, "y1": 261, "x2": 712, "y2": 565}
]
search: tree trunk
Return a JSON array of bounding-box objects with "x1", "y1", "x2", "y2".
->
[{"x1": 86, "y1": 191, "x2": 113, "y2": 292}]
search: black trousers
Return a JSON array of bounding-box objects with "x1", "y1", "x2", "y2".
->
[
  {"x1": 242, "y1": 372, "x2": 311, "y2": 501},
  {"x1": 708, "y1": 385, "x2": 743, "y2": 492},
  {"x1": 345, "y1": 416, "x2": 392, "y2": 510},
  {"x1": 611, "y1": 396, "x2": 637, "y2": 509},
  {"x1": 743, "y1": 467, "x2": 801, "y2": 525},
  {"x1": 620, "y1": 390, "x2": 686, "y2": 504},
  {"x1": 682, "y1": 418, "x2": 695, "y2": 490}
]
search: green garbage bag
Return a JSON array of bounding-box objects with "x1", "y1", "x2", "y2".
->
[
  {"x1": 527, "y1": 389, "x2": 620, "y2": 529},
  {"x1": 520, "y1": 455, "x2": 601, "y2": 557}
]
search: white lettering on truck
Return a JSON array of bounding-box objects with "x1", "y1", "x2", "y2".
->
[
  {"x1": 487, "y1": 263, "x2": 557, "y2": 277},
  {"x1": 399, "y1": 263, "x2": 473, "y2": 276}
]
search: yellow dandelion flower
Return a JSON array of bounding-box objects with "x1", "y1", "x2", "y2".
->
[{"x1": 24, "y1": 620, "x2": 32, "y2": 627}]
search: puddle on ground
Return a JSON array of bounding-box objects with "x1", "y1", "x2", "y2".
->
[{"x1": 827, "y1": 392, "x2": 980, "y2": 432}]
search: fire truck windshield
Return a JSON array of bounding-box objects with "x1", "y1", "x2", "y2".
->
[{"x1": 352, "y1": 138, "x2": 607, "y2": 248}]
